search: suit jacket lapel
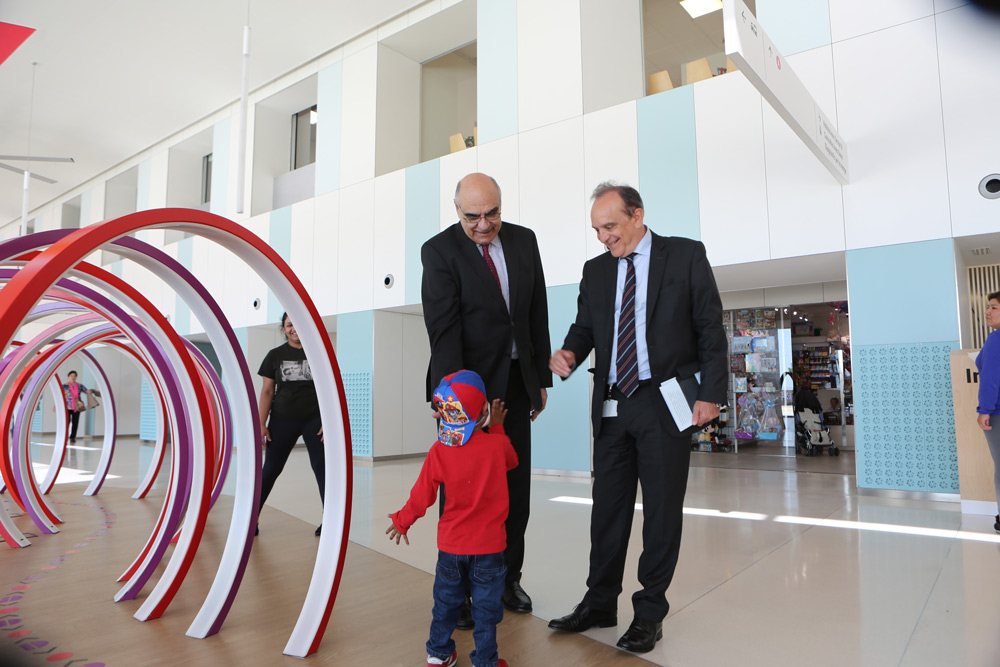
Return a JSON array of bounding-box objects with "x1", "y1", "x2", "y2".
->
[
  {"x1": 499, "y1": 225, "x2": 519, "y2": 309},
  {"x1": 455, "y1": 224, "x2": 507, "y2": 310},
  {"x1": 599, "y1": 252, "x2": 617, "y2": 342},
  {"x1": 646, "y1": 232, "x2": 668, "y2": 326}
]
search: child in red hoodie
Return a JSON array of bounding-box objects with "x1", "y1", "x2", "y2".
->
[{"x1": 387, "y1": 370, "x2": 517, "y2": 667}]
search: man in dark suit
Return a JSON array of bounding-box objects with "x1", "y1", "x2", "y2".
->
[
  {"x1": 421, "y1": 172, "x2": 552, "y2": 620},
  {"x1": 547, "y1": 182, "x2": 727, "y2": 653}
]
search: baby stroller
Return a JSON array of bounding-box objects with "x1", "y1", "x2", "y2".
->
[{"x1": 795, "y1": 408, "x2": 840, "y2": 456}]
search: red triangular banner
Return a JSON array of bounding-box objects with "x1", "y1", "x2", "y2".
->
[{"x1": 0, "y1": 22, "x2": 36, "y2": 68}]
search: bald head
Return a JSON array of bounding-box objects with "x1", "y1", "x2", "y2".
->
[{"x1": 454, "y1": 173, "x2": 503, "y2": 244}]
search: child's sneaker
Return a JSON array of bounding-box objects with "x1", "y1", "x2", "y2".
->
[
  {"x1": 427, "y1": 651, "x2": 457, "y2": 667},
  {"x1": 497, "y1": 660, "x2": 509, "y2": 667}
]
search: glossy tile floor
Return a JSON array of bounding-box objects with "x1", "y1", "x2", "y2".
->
[{"x1": 23, "y1": 436, "x2": 1000, "y2": 666}]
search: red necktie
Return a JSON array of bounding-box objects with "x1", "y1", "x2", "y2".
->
[{"x1": 481, "y1": 244, "x2": 502, "y2": 292}]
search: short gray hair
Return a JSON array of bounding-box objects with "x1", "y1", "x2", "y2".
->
[
  {"x1": 592, "y1": 181, "x2": 644, "y2": 217},
  {"x1": 454, "y1": 174, "x2": 502, "y2": 204}
]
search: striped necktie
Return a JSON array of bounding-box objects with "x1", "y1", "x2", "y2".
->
[{"x1": 615, "y1": 253, "x2": 639, "y2": 397}]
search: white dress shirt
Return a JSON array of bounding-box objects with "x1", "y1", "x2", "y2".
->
[{"x1": 608, "y1": 228, "x2": 652, "y2": 384}]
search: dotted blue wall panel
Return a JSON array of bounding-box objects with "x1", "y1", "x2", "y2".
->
[
  {"x1": 343, "y1": 371, "x2": 372, "y2": 457},
  {"x1": 139, "y1": 377, "x2": 158, "y2": 441},
  {"x1": 853, "y1": 342, "x2": 960, "y2": 493}
]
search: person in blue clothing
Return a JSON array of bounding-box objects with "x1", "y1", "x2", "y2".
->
[{"x1": 976, "y1": 290, "x2": 1000, "y2": 533}]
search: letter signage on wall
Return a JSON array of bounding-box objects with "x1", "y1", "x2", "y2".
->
[{"x1": 723, "y1": 0, "x2": 849, "y2": 184}]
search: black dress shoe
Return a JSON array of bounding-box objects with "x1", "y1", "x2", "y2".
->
[
  {"x1": 548, "y1": 604, "x2": 617, "y2": 633},
  {"x1": 455, "y1": 596, "x2": 474, "y2": 630},
  {"x1": 616, "y1": 617, "x2": 662, "y2": 653},
  {"x1": 315, "y1": 524, "x2": 322, "y2": 537},
  {"x1": 502, "y1": 581, "x2": 532, "y2": 612}
]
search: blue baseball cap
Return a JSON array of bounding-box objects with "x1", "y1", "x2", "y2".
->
[{"x1": 432, "y1": 370, "x2": 487, "y2": 447}]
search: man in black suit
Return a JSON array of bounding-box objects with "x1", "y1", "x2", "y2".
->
[
  {"x1": 547, "y1": 183, "x2": 727, "y2": 653},
  {"x1": 421, "y1": 172, "x2": 552, "y2": 620}
]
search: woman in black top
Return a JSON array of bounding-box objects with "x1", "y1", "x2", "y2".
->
[{"x1": 257, "y1": 312, "x2": 324, "y2": 536}]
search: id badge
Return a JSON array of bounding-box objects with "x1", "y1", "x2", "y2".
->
[{"x1": 602, "y1": 399, "x2": 618, "y2": 418}]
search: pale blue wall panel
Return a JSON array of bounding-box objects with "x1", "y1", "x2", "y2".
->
[
  {"x1": 405, "y1": 159, "x2": 441, "y2": 305},
  {"x1": 531, "y1": 284, "x2": 592, "y2": 472},
  {"x1": 757, "y1": 0, "x2": 832, "y2": 56},
  {"x1": 637, "y1": 87, "x2": 700, "y2": 240},
  {"x1": 337, "y1": 310, "x2": 374, "y2": 456},
  {"x1": 846, "y1": 239, "x2": 959, "y2": 346},
  {"x1": 477, "y1": 0, "x2": 518, "y2": 143},
  {"x1": 847, "y1": 239, "x2": 961, "y2": 493}
]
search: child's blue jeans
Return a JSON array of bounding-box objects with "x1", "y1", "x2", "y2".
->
[{"x1": 426, "y1": 550, "x2": 506, "y2": 667}]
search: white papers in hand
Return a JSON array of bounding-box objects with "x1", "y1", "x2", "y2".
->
[{"x1": 659, "y1": 372, "x2": 701, "y2": 432}]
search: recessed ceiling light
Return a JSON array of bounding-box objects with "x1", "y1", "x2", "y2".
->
[{"x1": 680, "y1": 0, "x2": 723, "y2": 19}]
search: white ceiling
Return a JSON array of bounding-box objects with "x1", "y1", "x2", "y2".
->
[{"x1": 0, "y1": 0, "x2": 423, "y2": 228}]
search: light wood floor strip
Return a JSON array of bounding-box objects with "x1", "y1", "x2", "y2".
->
[{"x1": 1, "y1": 487, "x2": 643, "y2": 666}]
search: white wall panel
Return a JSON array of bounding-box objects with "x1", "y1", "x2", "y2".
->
[
  {"x1": 373, "y1": 170, "x2": 407, "y2": 310},
  {"x1": 936, "y1": 6, "x2": 1000, "y2": 237},
  {"x1": 763, "y1": 283, "x2": 825, "y2": 306},
  {"x1": 583, "y1": 101, "x2": 639, "y2": 260},
  {"x1": 340, "y1": 45, "x2": 378, "y2": 188},
  {"x1": 786, "y1": 46, "x2": 838, "y2": 127},
  {"x1": 518, "y1": 117, "x2": 587, "y2": 286},
  {"x1": 720, "y1": 288, "x2": 766, "y2": 310},
  {"x1": 189, "y1": 235, "x2": 219, "y2": 335},
  {"x1": 438, "y1": 146, "x2": 479, "y2": 229},
  {"x1": 147, "y1": 151, "x2": 168, "y2": 209},
  {"x1": 244, "y1": 213, "x2": 271, "y2": 327},
  {"x1": 516, "y1": 0, "x2": 583, "y2": 132},
  {"x1": 834, "y1": 18, "x2": 950, "y2": 249},
  {"x1": 375, "y1": 45, "x2": 421, "y2": 177},
  {"x1": 822, "y1": 280, "x2": 848, "y2": 301},
  {"x1": 373, "y1": 310, "x2": 404, "y2": 457},
  {"x1": 476, "y1": 135, "x2": 521, "y2": 226},
  {"x1": 934, "y1": 0, "x2": 970, "y2": 11},
  {"x1": 402, "y1": 313, "x2": 436, "y2": 454},
  {"x1": 337, "y1": 180, "x2": 376, "y2": 313},
  {"x1": 290, "y1": 198, "x2": 316, "y2": 304},
  {"x1": 828, "y1": 0, "x2": 934, "y2": 42},
  {"x1": 763, "y1": 104, "x2": 845, "y2": 260},
  {"x1": 312, "y1": 191, "x2": 340, "y2": 317},
  {"x1": 580, "y1": 0, "x2": 643, "y2": 115},
  {"x1": 219, "y1": 243, "x2": 249, "y2": 329},
  {"x1": 695, "y1": 74, "x2": 770, "y2": 267}
]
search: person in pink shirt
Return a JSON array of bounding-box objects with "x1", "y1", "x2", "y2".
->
[
  {"x1": 387, "y1": 370, "x2": 516, "y2": 667},
  {"x1": 61, "y1": 370, "x2": 93, "y2": 444}
]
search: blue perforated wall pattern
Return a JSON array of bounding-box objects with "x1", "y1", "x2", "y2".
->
[
  {"x1": 343, "y1": 371, "x2": 372, "y2": 457},
  {"x1": 139, "y1": 378, "x2": 158, "y2": 441},
  {"x1": 852, "y1": 342, "x2": 960, "y2": 493}
]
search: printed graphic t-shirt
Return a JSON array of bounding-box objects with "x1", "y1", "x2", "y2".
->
[{"x1": 258, "y1": 343, "x2": 319, "y2": 421}]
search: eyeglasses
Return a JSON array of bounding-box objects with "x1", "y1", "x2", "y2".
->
[{"x1": 457, "y1": 205, "x2": 501, "y2": 224}]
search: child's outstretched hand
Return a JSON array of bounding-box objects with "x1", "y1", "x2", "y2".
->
[
  {"x1": 386, "y1": 515, "x2": 409, "y2": 545},
  {"x1": 489, "y1": 399, "x2": 507, "y2": 428}
]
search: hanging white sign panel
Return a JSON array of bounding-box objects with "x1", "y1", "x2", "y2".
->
[{"x1": 723, "y1": 0, "x2": 849, "y2": 184}]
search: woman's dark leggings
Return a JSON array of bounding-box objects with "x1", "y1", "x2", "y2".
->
[
  {"x1": 67, "y1": 409, "x2": 81, "y2": 440},
  {"x1": 259, "y1": 414, "x2": 325, "y2": 509}
]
